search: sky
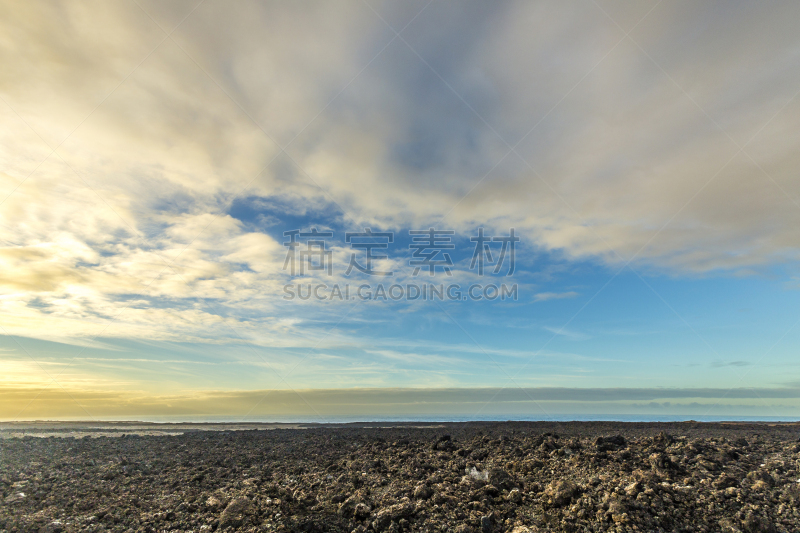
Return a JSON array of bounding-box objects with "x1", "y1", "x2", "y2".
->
[{"x1": 1, "y1": 0, "x2": 800, "y2": 420}]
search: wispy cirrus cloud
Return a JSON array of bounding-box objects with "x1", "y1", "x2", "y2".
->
[
  {"x1": 543, "y1": 326, "x2": 589, "y2": 341},
  {"x1": 710, "y1": 360, "x2": 752, "y2": 368},
  {"x1": 534, "y1": 291, "x2": 579, "y2": 302}
]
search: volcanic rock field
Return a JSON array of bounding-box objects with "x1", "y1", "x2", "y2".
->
[{"x1": 1, "y1": 421, "x2": 799, "y2": 533}]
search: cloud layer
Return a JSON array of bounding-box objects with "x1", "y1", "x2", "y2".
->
[{"x1": 1, "y1": 1, "x2": 800, "y2": 397}]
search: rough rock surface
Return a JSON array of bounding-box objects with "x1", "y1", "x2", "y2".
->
[{"x1": 0, "y1": 421, "x2": 799, "y2": 532}]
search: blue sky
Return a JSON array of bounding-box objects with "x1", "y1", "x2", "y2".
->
[{"x1": 1, "y1": 0, "x2": 800, "y2": 419}]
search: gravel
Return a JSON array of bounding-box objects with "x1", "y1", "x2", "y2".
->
[{"x1": 0, "y1": 421, "x2": 799, "y2": 532}]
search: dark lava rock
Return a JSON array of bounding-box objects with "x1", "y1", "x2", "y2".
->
[
  {"x1": 487, "y1": 467, "x2": 515, "y2": 490},
  {"x1": 506, "y1": 488, "x2": 522, "y2": 503},
  {"x1": 218, "y1": 496, "x2": 252, "y2": 529},
  {"x1": 747, "y1": 470, "x2": 776, "y2": 487},
  {"x1": 594, "y1": 434, "x2": 626, "y2": 451},
  {"x1": 480, "y1": 513, "x2": 493, "y2": 533},
  {"x1": 38, "y1": 521, "x2": 64, "y2": 533},
  {"x1": 432, "y1": 434, "x2": 455, "y2": 451},
  {"x1": 339, "y1": 494, "x2": 370, "y2": 519},
  {"x1": 715, "y1": 474, "x2": 740, "y2": 489},
  {"x1": 372, "y1": 501, "x2": 414, "y2": 531},
  {"x1": 649, "y1": 451, "x2": 677, "y2": 473},
  {"x1": 742, "y1": 511, "x2": 778, "y2": 533},
  {"x1": 654, "y1": 430, "x2": 674, "y2": 446},
  {"x1": 413, "y1": 483, "x2": 432, "y2": 499},
  {"x1": 545, "y1": 479, "x2": 578, "y2": 506}
]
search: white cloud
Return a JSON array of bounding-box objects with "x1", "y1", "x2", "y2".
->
[{"x1": 534, "y1": 291, "x2": 579, "y2": 302}]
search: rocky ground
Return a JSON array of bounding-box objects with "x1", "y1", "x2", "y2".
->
[{"x1": 1, "y1": 421, "x2": 800, "y2": 533}]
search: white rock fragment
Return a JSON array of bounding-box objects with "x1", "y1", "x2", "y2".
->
[{"x1": 466, "y1": 466, "x2": 489, "y2": 482}]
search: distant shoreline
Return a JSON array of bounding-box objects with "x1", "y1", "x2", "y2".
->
[{"x1": 2, "y1": 419, "x2": 798, "y2": 439}]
